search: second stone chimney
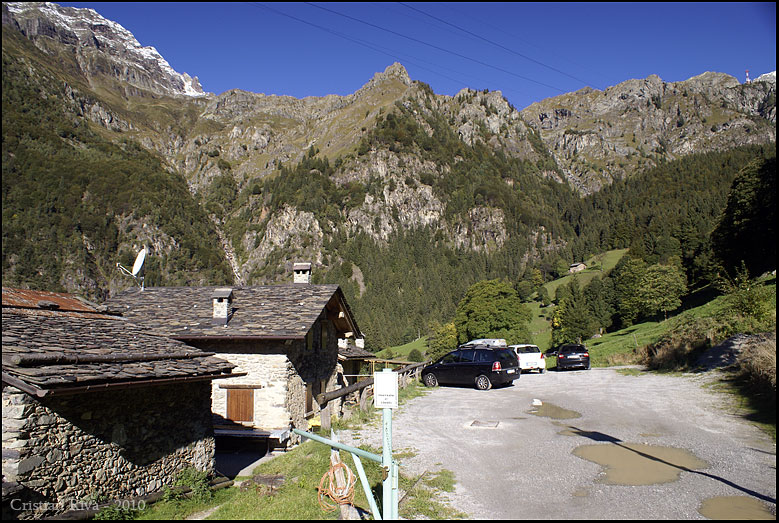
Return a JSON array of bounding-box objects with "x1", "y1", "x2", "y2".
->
[
  {"x1": 211, "y1": 288, "x2": 234, "y2": 325},
  {"x1": 293, "y1": 262, "x2": 311, "y2": 284}
]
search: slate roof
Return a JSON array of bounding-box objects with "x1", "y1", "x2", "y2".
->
[
  {"x1": 2, "y1": 288, "x2": 237, "y2": 397},
  {"x1": 103, "y1": 285, "x2": 361, "y2": 340},
  {"x1": 339, "y1": 342, "x2": 376, "y2": 360}
]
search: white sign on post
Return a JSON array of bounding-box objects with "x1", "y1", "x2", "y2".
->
[{"x1": 373, "y1": 370, "x2": 398, "y2": 409}]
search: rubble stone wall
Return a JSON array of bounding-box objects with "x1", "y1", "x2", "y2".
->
[
  {"x1": 200, "y1": 313, "x2": 342, "y2": 441},
  {"x1": 2, "y1": 382, "x2": 215, "y2": 519}
]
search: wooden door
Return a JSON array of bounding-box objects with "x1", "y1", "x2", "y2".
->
[{"x1": 226, "y1": 389, "x2": 254, "y2": 422}]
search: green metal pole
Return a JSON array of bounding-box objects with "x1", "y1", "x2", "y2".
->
[
  {"x1": 292, "y1": 428, "x2": 382, "y2": 463},
  {"x1": 382, "y1": 405, "x2": 392, "y2": 519},
  {"x1": 378, "y1": 367, "x2": 400, "y2": 519},
  {"x1": 351, "y1": 453, "x2": 382, "y2": 520},
  {"x1": 391, "y1": 459, "x2": 399, "y2": 519}
]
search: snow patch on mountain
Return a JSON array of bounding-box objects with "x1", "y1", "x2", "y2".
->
[
  {"x1": 754, "y1": 71, "x2": 776, "y2": 84},
  {"x1": 5, "y1": 2, "x2": 206, "y2": 97}
]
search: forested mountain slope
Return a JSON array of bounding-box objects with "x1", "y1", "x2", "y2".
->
[{"x1": 2, "y1": 2, "x2": 775, "y2": 348}]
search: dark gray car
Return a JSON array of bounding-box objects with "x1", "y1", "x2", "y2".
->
[{"x1": 555, "y1": 344, "x2": 591, "y2": 370}]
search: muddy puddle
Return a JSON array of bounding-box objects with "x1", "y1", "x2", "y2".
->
[
  {"x1": 572, "y1": 442, "x2": 708, "y2": 485},
  {"x1": 529, "y1": 401, "x2": 581, "y2": 420},
  {"x1": 698, "y1": 495, "x2": 775, "y2": 520}
]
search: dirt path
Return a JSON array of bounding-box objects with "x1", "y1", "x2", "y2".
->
[{"x1": 341, "y1": 367, "x2": 776, "y2": 519}]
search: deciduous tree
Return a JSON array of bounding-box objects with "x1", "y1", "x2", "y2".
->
[
  {"x1": 454, "y1": 279, "x2": 531, "y2": 344},
  {"x1": 638, "y1": 263, "x2": 687, "y2": 320}
]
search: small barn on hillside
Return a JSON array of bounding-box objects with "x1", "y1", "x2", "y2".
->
[
  {"x1": 104, "y1": 278, "x2": 363, "y2": 444},
  {"x1": 1, "y1": 288, "x2": 237, "y2": 519}
]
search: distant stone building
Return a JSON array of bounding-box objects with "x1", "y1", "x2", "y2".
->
[
  {"x1": 104, "y1": 272, "x2": 363, "y2": 445},
  {"x1": 1, "y1": 288, "x2": 236, "y2": 519},
  {"x1": 337, "y1": 338, "x2": 375, "y2": 388},
  {"x1": 569, "y1": 262, "x2": 587, "y2": 274}
]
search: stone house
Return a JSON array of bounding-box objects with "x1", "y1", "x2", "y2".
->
[
  {"x1": 569, "y1": 262, "x2": 587, "y2": 274},
  {"x1": 104, "y1": 272, "x2": 363, "y2": 445},
  {"x1": 1, "y1": 288, "x2": 237, "y2": 519}
]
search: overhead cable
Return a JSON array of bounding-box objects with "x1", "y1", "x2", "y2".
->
[
  {"x1": 398, "y1": 2, "x2": 593, "y2": 87},
  {"x1": 303, "y1": 2, "x2": 568, "y2": 93},
  {"x1": 254, "y1": 2, "x2": 529, "y2": 100}
]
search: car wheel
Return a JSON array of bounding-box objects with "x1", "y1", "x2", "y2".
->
[
  {"x1": 539, "y1": 368, "x2": 545, "y2": 374},
  {"x1": 475, "y1": 375, "x2": 492, "y2": 390},
  {"x1": 423, "y1": 373, "x2": 438, "y2": 387}
]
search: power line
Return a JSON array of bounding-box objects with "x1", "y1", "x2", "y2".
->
[
  {"x1": 253, "y1": 3, "x2": 530, "y2": 102},
  {"x1": 398, "y1": 2, "x2": 593, "y2": 87},
  {"x1": 445, "y1": 3, "x2": 604, "y2": 84},
  {"x1": 303, "y1": 2, "x2": 569, "y2": 93}
]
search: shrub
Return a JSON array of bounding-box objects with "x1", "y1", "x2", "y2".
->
[
  {"x1": 716, "y1": 268, "x2": 776, "y2": 335},
  {"x1": 93, "y1": 505, "x2": 138, "y2": 520},
  {"x1": 641, "y1": 318, "x2": 722, "y2": 370},
  {"x1": 736, "y1": 332, "x2": 776, "y2": 407},
  {"x1": 174, "y1": 467, "x2": 212, "y2": 503}
]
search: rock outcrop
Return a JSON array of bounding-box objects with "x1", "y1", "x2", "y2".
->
[{"x1": 522, "y1": 72, "x2": 776, "y2": 193}]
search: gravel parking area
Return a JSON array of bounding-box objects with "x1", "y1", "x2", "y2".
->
[{"x1": 341, "y1": 368, "x2": 776, "y2": 519}]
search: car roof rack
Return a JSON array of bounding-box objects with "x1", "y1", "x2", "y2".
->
[{"x1": 460, "y1": 338, "x2": 508, "y2": 349}]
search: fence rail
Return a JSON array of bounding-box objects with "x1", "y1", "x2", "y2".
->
[
  {"x1": 314, "y1": 361, "x2": 428, "y2": 431},
  {"x1": 317, "y1": 361, "x2": 428, "y2": 406}
]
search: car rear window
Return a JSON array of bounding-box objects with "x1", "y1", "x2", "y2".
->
[
  {"x1": 560, "y1": 345, "x2": 586, "y2": 353},
  {"x1": 517, "y1": 346, "x2": 540, "y2": 353},
  {"x1": 495, "y1": 349, "x2": 518, "y2": 366}
]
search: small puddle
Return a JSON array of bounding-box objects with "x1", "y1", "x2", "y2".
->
[
  {"x1": 573, "y1": 443, "x2": 708, "y2": 485},
  {"x1": 529, "y1": 402, "x2": 581, "y2": 420},
  {"x1": 698, "y1": 495, "x2": 775, "y2": 520}
]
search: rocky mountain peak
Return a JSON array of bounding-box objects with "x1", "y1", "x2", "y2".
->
[
  {"x1": 3, "y1": 1, "x2": 206, "y2": 98},
  {"x1": 360, "y1": 62, "x2": 412, "y2": 91}
]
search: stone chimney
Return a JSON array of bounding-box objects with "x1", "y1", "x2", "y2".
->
[
  {"x1": 211, "y1": 288, "x2": 234, "y2": 325},
  {"x1": 293, "y1": 262, "x2": 311, "y2": 284}
]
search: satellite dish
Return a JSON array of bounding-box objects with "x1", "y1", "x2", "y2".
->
[
  {"x1": 117, "y1": 246, "x2": 147, "y2": 290},
  {"x1": 131, "y1": 247, "x2": 147, "y2": 276}
]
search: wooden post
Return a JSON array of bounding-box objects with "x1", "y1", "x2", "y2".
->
[
  {"x1": 321, "y1": 403, "x2": 331, "y2": 431},
  {"x1": 359, "y1": 387, "x2": 370, "y2": 412},
  {"x1": 330, "y1": 431, "x2": 360, "y2": 520}
]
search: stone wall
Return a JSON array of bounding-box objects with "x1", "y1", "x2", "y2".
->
[
  {"x1": 2, "y1": 382, "x2": 215, "y2": 519},
  {"x1": 196, "y1": 312, "x2": 342, "y2": 442},
  {"x1": 210, "y1": 352, "x2": 290, "y2": 429}
]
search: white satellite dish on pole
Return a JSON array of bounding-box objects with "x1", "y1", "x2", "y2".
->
[
  {"x1": 131, "y1": 247, "x2": 146, "y2": 276},
  {"x1": 117, "y1": 246, "x2": 147, "y2": 290}
]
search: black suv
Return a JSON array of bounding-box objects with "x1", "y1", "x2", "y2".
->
[
  {"x1": 422, "y1": 346, "x2": 520, "y2": 390},
  {"x1": 556, "y1": 344, "x2": 590, "y2": 370}
]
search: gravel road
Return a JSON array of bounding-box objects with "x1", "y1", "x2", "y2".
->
[{"x1": 341, "y1": 367, "x2": 776, "y2": 519}]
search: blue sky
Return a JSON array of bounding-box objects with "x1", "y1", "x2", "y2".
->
[{"x1": 60, "y1": 2, "x2": 776, "y2": 110}]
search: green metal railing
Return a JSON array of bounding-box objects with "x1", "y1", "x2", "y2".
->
[{"x1": 293, "y1": 368, "x2": 402, "y2": 520}]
